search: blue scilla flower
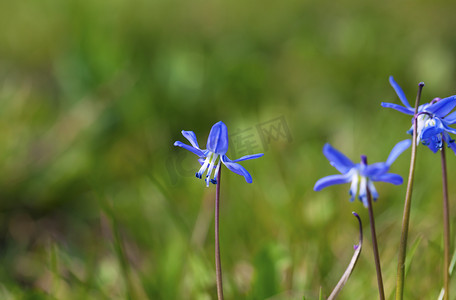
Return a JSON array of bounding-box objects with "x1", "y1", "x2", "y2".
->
[
  {"x1": 314, "y1": 140, "x2": 411, "y2": 207},
  {"x1": 174, "y1": 121, "x2": 264, "y2": 186},
  {"x1": 381, "y1": 76, "x2": 456, "y2": 154}
]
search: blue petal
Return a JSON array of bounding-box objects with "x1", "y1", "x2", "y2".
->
[
  {"x1": 367, "y1": 180, "x2": 379, "y2": 200},
  {"x1": 174, "y1": 141, "x2": 206, "y2": 157},
  {"x1": 425, "y1": 96, "x2": 456, "y2": 117},
  {"x1": 381, "y1": 102, "x2": 414, "y2": 115},
  {"x1": 313, "y1": 172, "x2": 353, "y2": 191},
  {"x1": 182, "y1": 130, "x2": 200, "y2": 149},
  {"x1": 364, "y1": 163, "x2": 389, "y2": 178},
  {"x1": 417, "y1": 103, "x2": 431, "y2": 113},
  {"x1": 421, "y1": 119, "x2": 444, "y2": 140},
  {"x1": 221, "y1": 155, "x2": 253, "y2": 183},
  {"x1": 322, "y1": 144, "x2": 355, "y2": 174},
  {"x1": 373, "y1": 173, "x2": 403, "y2": 185},
  {"x1": 443, "y1": 131, "x2": 455, "y2": 144},
  {"x1": 406, "y1": 126, "x2": 413, "y2": 136},
  {"x1": 447, "y1": 140, "x2": 456, "y2": 155},
  {"x1": 442, "y1": 120, "x2": 456, "y2": 135},
  {"x1": 206, "y1": 121, "x2": 229, "y2": 155},
  {"x1": 386, "y1": 139, "x2": 411, "y2": 166},
  {"x1": 231, "y1": 153, "x2": 264, "y2": 162},
  {"x1": 444, "y1": 110, "x2": 456, "y2": 124},
  {"x1": 422, "y1": 135, "x2": 442, "y2": 153},
  {"x1": 389, "y1": 76, "x2": 412, "y2": 108}
]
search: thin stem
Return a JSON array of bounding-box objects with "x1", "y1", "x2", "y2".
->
[
  {"x1": 361, "y1": 155, "x2": 385, "y2": 300},
  {"x1": 396, "y1": 82, "x2": 424, "y2": 300},
  {"x1": 366, "y1": 181, "x2": 386, "y2": 300},
  {"x1": 441, "y1": 143, "x2": 450, "y2": 300},
  {"x1": 215, "y1": 168, "x2": 224, "y2": 300},
  {"x1": 327, "y1": 212, "x2": 363, "y2": 300}
]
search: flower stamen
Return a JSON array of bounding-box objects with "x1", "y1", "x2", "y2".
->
[
  {"x1": 205, "y1": 154, "x2": 220, "y2": 186},
  {"x1": 196, "y1": 153, "x2": 212, "y2": 179},
  {"x1": 349, "y1": 171, "x2": 359, "y2": 201},
  {"x1": 211, "y1": 161, "x2": 222, "y2": 184},
  {"x1": 359, "y1": 176, "x2": 367, "y2": 207}
]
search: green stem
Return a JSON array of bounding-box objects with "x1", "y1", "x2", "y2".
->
[
  {"x1": 362, "y1": 155, "x2": 385, "y2": 300},
  {"x1": 395, "y1": 82, "x2": 424, "y2": 300},
  {"x1": 367, "y1": 188, "x2": 385, "y2": 300},
  {"x1": 441, "y1": 143, "x2": 450, "y2": 300},
  {"x1": 215, "y1": 168, "x2": 224, "y2": 300}
]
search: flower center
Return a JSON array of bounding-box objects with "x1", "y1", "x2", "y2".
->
[
  {"x1": 348, "y1": 165, "x2": 379, "y2": 207},
  {"x1": 196, "y1": 152, "x2": 221, "y2": 186},
  {"x1": 416, "y1": 114, "x2": 430, "y2": 143},
  {"x1": 349, "y1": 170, "x2": 360, "y2": 201}
]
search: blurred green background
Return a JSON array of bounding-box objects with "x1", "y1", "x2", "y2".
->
[{"x1": 1, "y1": 0, "x2": 456, "y2": 299}]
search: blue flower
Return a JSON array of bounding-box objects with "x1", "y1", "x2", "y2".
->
[
  {"x1": 381, "y1": 76, "x2": 456, "y2": 154},
  {"x1": 314, "y1": 140, "x2": 411, "y2": 207},
  {"x1": 174, "y1": 121, "x2": 264, "y2": 186}
]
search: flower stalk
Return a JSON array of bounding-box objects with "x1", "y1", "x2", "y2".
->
[
  {"x1": 327, "y1": 212, "x2": 363, "y2": 300},
  {"x1": 314, "y1": 133, "x2": 410, "y2": 299},
  {"x1": 174, "y1": 121, "x2": 263, "y2": 300},
  {"x1": 362, "y1": 155, "x2": 385, "y2": 300},
  {"x1": 215, "y1": 168, "x2": 224, "y2": 300},
  {"x1": 396, "y1": 82, "x2": 424, "y2": 300},
  {"x1": 441, "y1": 142, "x2": 450, "y2": 300}
]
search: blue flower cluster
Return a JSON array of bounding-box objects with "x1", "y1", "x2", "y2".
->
[
  {"x1": 382, "y1": 76, "x2": 456, "y2": 153},
  {"x1": 313, "y1": 76, "x2": 456, "y2": 205},
  {"x1": 174, "y1": 77, "x2": 456, "y2": 202},
  {"x1": 172, "y1": 76, "x2": 456, "y2": 299}
]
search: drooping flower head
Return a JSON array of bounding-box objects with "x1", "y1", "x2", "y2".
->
[
  {"x1": 314, "y1": 140, "x2": 411, "y2": 207},
  {"x1": 381, "y1": 76, "x2": 456, "y2": 154},
  {"x1": 174, "y1": 121, "x2": 264, "y2": 186}
]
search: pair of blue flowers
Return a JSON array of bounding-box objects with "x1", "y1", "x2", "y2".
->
[
  {"x1": 175, "y1": 120, "x2": 410, "y2": 207},
  {"x1": 316, "y1": 76, "x2": 456, "y2": 205},
  {"x1": 174, "y1": 76, "x2": 456, "y2": 206}
]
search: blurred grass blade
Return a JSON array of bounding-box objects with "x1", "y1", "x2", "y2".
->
[
  {"x1": 438, "y1": 248, "x2": 456, "y2": 300},
  {"x1": 389, "y1": 236, "x2": 422, "y2": 300},
  {"x1": 251, "y1": 245, "x2": 280, "y2": 299},
  {"x1": 451, "y1": 248, "x2": 456, "y2": 275},
  {"x1": 404, "y1": 236, "x2": 422, "y2": 277},
  {"x1": 327, "y1": 212, "x2": 363, "y2": 300}
]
